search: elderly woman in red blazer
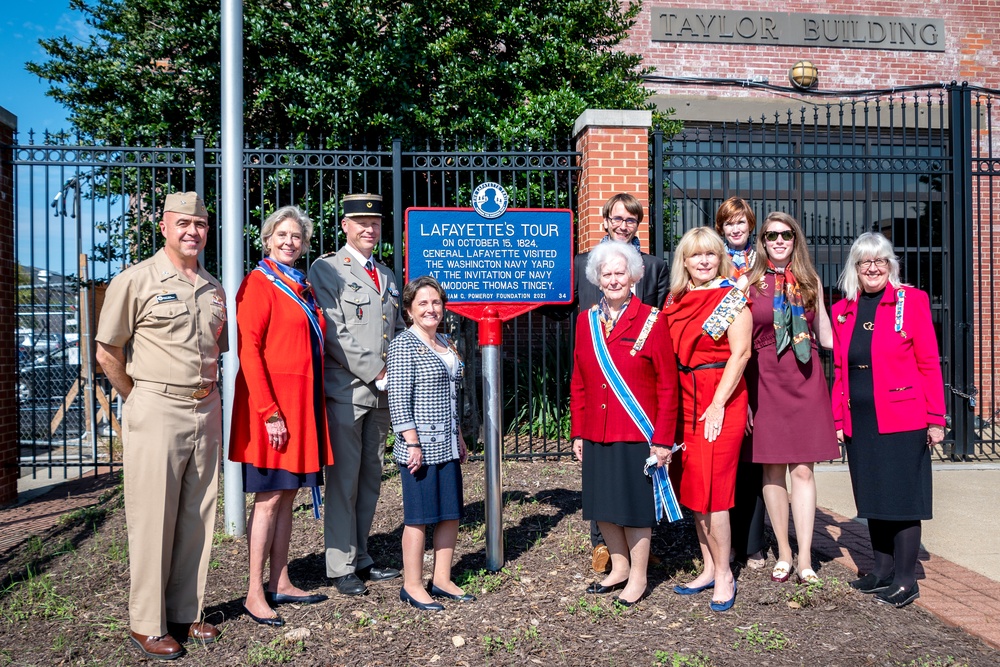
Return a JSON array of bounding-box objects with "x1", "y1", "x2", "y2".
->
[
  {"x1": 831, "y1": 232, "x2": 946, "y2": 609},
  {"x1": 571, "y1": 241, "x2": 679, "y2": 607},
  {"x1": 229, "y1": 206, "x2": 334, "y2": 626}
]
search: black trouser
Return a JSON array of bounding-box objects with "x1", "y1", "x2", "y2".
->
[{"x1": 729, "y1": 461, "x2": 766, "y2": 559}]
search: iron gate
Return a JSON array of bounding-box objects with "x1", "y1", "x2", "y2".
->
[{"x1": 650, "y1": 83, "x2": 997, "y2": 460}]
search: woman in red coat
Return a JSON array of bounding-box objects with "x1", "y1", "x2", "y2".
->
[
  {"x1": 229, "y1": 206, "x2": 334, "y2": 626},
  {"x1": 571, "y1": 241, "x2": 679, "y2": 607},
  {"x1": 831, "y1": 232, "x2": 946, "y2": 608},
  {"x1": 663, "y1": 227, "x2": 752, "y2": 613}
]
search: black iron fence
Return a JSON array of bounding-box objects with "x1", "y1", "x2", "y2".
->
[
  {"x1": 11, "y1": 83, "x2": 999, "y2": 477},
  {"x1": 11, "y1": 135, "x2": 579, "y2": 475},
  {"x1": 649, "y1": 83, "x2": 997, "y2": 460}
]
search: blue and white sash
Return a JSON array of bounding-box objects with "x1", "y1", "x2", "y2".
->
[{"x1": 588, "y1": 308, "x2": 683, "y2": 522}]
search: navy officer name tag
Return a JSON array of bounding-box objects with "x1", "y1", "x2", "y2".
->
[{"x1": 156, "y1": 293, "x2": 179, "y2": 303}]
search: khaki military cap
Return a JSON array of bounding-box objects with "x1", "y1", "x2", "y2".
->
[{"x1": 164, "y1": 192, "x2": 208, "y2": 217}]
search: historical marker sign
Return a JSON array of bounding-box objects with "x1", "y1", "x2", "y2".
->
[{"x1": 405, "y1": 207, "x2": 574, "y2": 320}]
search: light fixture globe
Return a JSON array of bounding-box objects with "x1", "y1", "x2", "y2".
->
[{"x1": 789, "y1": 60, "x2": 819, "y2": 89}]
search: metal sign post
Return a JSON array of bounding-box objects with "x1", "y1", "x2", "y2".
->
[
  {"x1": 404, "y1": 186, "x2": 573, "y2": 572},
  {"x1": 479, "y1": 306, "x2": 504, "y2": 570}
]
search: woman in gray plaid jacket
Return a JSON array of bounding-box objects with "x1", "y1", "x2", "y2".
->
[{"x1": 387, "y1": 276, "x2": 471, "y2": 611}]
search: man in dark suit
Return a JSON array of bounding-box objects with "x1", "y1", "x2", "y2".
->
[
  {"x1": 572, "y1": 193, "x2": 670, "y2": 572},
  {"x1": 572, "y1": 193, "x2": 669, "y2": 315}
]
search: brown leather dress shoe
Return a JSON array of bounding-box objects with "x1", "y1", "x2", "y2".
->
[
  {"x1": 129, "y1": 631, "x2": 184, "y2": 660},
  {"x1": 168, "y1": 621, "x2": 220, "y2": 645},
  {"x1": 591, "y1": 544, "x2": 611, "y2": 574}
]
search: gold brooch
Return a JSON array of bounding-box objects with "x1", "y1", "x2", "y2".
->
[{"x1": 900, "y1": 330, "x2": 907, "y2": 338}]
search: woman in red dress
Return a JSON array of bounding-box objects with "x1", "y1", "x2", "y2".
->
[
  {"x1": 229, "y1": 206, "x2": 334, "y2": 626},
  {"x1": 663, "y1": 227, "x2": 752, "y2": 612}
]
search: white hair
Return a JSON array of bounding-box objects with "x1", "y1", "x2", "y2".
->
[
  {"x1": 838, "y1": 232, "x2": 903, "y2": 298},
  {"x1": 585, "y1": 241, "x2": 645, "y2": 287}
]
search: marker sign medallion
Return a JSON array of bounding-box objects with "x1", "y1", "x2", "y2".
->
[
  {"x1": 472, "y1": 182, "x2": 509, "y2": 219},
  {"x1": 405, "y1": 207, "x2": 574, "y2": 321}
]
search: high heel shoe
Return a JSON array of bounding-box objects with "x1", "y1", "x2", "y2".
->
[
  {"x1": 673, "y1": 580, "x2": 714, "y2": 595},
  {"x1": 709, "y1": 581, "x2": 737, "y2": 612},
  {"x1": 242, "y1": 604, "x2": 284, "y2": 627},
  {"x1": 613, "y1": 585, "x2": 652, "y2": 607},
  {"x1": 586, "y1": 579, "x2": 627, "y2": 595},
  {"x1": 428, "y1": 584, "x2": 476, "y2": 602},
  {"x1": 400, "y1": 587, "x2": 444, "y2": 611}
]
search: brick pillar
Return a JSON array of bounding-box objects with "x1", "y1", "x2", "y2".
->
[
  {"x1": 572, "y1": 110, "x2": 652, "y2": 253},
  {"x1": 0, "y1": 107, "x2": 16, "y2": 505}
]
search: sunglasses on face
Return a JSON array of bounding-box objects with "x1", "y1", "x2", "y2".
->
[{"x1": 763, "y1": 230, "x2": 794, "y2": 242}]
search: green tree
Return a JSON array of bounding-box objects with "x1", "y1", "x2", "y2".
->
[{"x1": 30, "y1": 0, "x2": 652, "y2": 145}]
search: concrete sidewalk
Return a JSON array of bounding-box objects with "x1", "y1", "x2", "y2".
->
[
  {"x1": 810, "y1": 465, "x2": 1000, "y2": 650},
  {"x1": 815, "y1": 465, "x2": 1000, "y2": 582}
]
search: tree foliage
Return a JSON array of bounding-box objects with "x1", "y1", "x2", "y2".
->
[{"x1": 30, "y1": 0, "x2": 653, "y2": 145}]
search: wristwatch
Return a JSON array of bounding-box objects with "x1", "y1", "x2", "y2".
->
[{"x1": 266, "y1": 411, "x2": 281, "y2": 424}]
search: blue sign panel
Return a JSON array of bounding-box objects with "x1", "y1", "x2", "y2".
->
[{"x1": 405, "y1": 208, "x2": 574, "y2": 305}]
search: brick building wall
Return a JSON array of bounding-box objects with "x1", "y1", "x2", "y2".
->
[
  {"x1": 0, "y1": 107, "x2": 16, "y2": 505},
  {"x1": 617, "y1": 2, "x2": 1000, "y2": 436},
  {"x1": 626, "y1": 1, "x2": 1000, "y2": 94}
]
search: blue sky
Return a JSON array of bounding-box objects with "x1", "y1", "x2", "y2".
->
[{"x1": 1, "y1": 0, "x2": 83, "y2": 137}]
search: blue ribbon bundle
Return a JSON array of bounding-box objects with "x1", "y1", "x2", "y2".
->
[{"x1": 643, "y1": 447, "x2": 684, "y2": 523}]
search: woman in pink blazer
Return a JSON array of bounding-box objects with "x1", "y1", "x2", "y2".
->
[{"x1": 831, "y1": 232, "x2": 946, "y2": 609}]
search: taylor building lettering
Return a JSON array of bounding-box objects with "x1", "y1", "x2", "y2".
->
[{"x1": 651, "y1": 9, "x2": 945, "y2": 52}]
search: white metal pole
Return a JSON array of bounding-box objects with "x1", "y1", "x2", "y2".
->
[{"x1": 221, "y1": 0, "x2": 245, "y2": 536}]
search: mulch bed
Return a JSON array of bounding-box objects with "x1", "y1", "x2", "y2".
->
[{"x1": 0, "y1": 460, "x2": 996, "y2": 666}]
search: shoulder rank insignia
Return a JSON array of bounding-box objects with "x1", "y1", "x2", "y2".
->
[{"x1": 389, "y1": 286, "x2": 399, "y2": 297}]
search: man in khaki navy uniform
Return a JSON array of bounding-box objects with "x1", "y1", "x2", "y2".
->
[
  {"x1": 309, "y1": 193, "x2": 405, "y2": 596},
  {"x1": 96, "y1": 192, "x2": 227, "y2": 660}
]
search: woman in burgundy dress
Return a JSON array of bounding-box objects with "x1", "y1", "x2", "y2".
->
[
  {"x1": 742, "y1": 212, "x2": 839, "y2": 584},
  {"x1": 663, "y1": 227, "x2": 752, "y2": 612}
]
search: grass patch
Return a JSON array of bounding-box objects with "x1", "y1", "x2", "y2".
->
[
  {"x1": 733, "y1": 624, "x2": 789, "y2": 653},
  {"x1": 1, "y1": 567, "x2": 76, "y2": 623},
  {"x1": 654, "y1": 650, "x2": 713, "y2": 666},
  {"x1": 483, "y1": 624, "x2": 540, "y2": 656},
  {"x1": 456, "y1": 568, "x2": 504, "y2": 595},
  {"x1": 247, "y1": 637, "x2": 304, "y2": 665}
]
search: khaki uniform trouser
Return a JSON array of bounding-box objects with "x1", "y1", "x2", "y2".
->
[
  {"x1": 324, "y1": 399, "x2": 389, "y2": 578},
  {"x1": 123, "y1": 385, "x2": 221, "y2": 637}
]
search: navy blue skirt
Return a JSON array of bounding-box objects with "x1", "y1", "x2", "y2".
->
[
  {"x1": 242, "y1": 464, "x2": 323, "y2": 493},
  {"x1": 400, "y1": 460, "x2": 464, "y2": 526}
]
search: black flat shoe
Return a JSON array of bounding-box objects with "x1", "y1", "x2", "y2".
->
[
  {"x1": 586, "y1": 580, "x2": 627, "y2": 595},
  {"x1": 428, "y1": 584, "x2": 476, "y2": 602},
  {"x1": 265, "y1": 591, "x2": 328, "y2": 605},
  {"x1": 850, "y1": 573, "x2": 894, "y2": 594},
  {"x1": 359, "y1": 565, "x2": 402, "y2": 582},
  {"x1": 613, "y1": 585, "x2": 652, "y2": 608},
  {"x1": 242, "y1": 604, "x2": 285, "y2": 627},
  {"x1": 875, "y1": 582, "x2": 920, "y2": 608},
  {"x1": 331, "y1": 573, "x2": 368, "y2": 597},
  {"x1": 399, "y1": 587, "x2": 444, "y2": 611}
]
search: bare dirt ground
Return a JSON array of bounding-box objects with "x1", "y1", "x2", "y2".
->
[{"x1": 1, "y1": 459, "x2": 997, "y2": 667}]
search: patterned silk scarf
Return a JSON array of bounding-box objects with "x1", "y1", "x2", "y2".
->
[
  {"x1": 726, "y1": 244, "x2": 756, "y2": 278},
  {"x1": 767, "y1": 259, "x2": 812, "y2": 363},
  {"x1": 597, "y1": 293, "x2": 632, "y2": 337}
]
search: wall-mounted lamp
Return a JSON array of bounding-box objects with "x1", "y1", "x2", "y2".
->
[{"x1": 789, "y1": 60, "x2": 818, "y2": 90}]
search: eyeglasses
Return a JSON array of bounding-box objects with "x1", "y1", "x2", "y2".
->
[
  {"x1": 763, "y1": 230, "x2": 794, "y2": 242},
  {"x1": 608, "y1": 216, "x2": 639, "y2": 227},
  {"x1": 856, "y1": 258, "x2": 889, "y2": 268}
]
